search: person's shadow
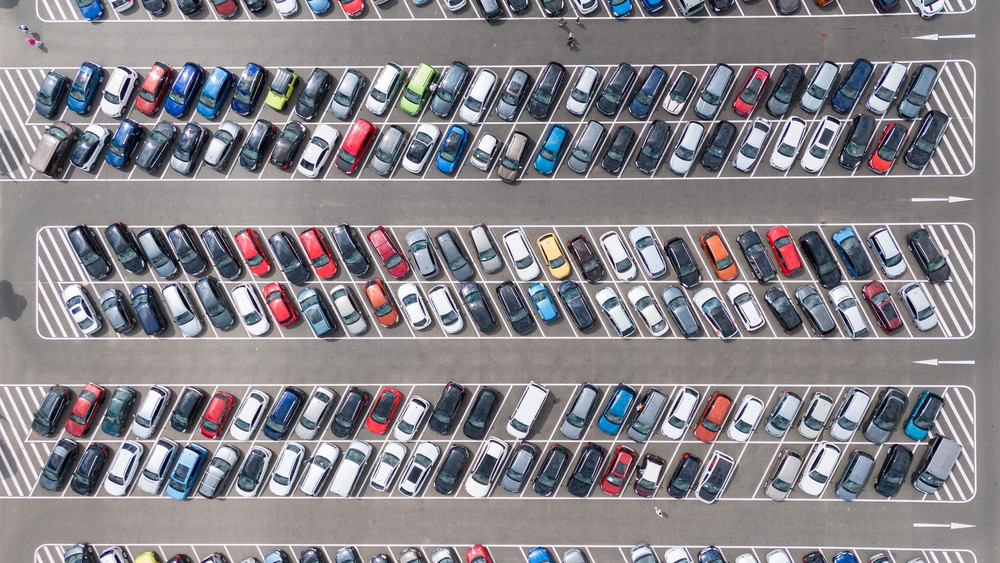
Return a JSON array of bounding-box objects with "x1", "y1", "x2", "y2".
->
[{"x1": 0, "y1": 281, "x2": 28, "y2": 321}]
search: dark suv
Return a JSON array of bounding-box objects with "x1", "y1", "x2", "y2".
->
[
  {"x1": 428, "y1": 381, "x2": 467, "y2": 435},
  {"x1": 527, "y1": 62, "x2": 567, "y2": 120},
  {"x1": 295, "y1": 68, "x2": 332, "y2": 120},
  {"x1": 798, "y1": 231, "x2": 842, "y2": 289},
  {"x1": 330, "y1": 224, "x2": 370, "y2": 277},
  {"x1": 239, "y1": 119, "x2": 276, "y2": 171},
  {"x1": 907, "y1": 228, "x2": 950, "y2": 284},
  {"x1": 430, "y1": 62, "x2": 470, "y2": 118},
  {"x1": 597, "y1": 63, "x2": 638, "y2": 117}
]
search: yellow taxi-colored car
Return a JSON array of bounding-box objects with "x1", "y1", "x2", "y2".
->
[
  {"x1": 134, "y1": 551, "x2": 163, "y2": 563},
  {"x1": 537, "y1": 232, "x2": 572, "y2": 279},
  {"x1": 265, "y1": 67, "x2": 298, "y2": 111}
]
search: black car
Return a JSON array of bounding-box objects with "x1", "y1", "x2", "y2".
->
[
  {"x1": 532, "y1": 445, "x2": 571, "y2": 496},
  {"x1": 567, "y1": 235, "x2": 604, "y2": 283},
  {"x1": 660, "y1": 286, "x2": 701, "y2": 338},
  {"x1": 295, "y1": 68, "x2": 333, "y2": 121},
  {"x1": 495, "y1": 68, "x2": 532, "y2": 122},
  {"x1": 463, "y1": 387, "x2": 501, "y2": 440},
  {"x1": 435, "y1": 230, "x2": 474, "y2": 281},
  {"x1": 628, "y1": 65, "x2": 667, "y2": 120},
  {"x1": 907, "y1": 228, "x2": 950, "y2": 284},
  {"x1": 195, "y1": 276, "x2": 236, "y2": 330},
  {"x1": 176, "y1": 0, "x2": 202, "y2": 14},
  {"x1": 527, "y1": 62, "x2": 567, "y2": 120},
  {"x1": 838, "y1": 114, "x2": 877, "y2": 170},
  {"x1": 430, "y1": 61, "x2": 471, "y2": 118},
  {"x1": 557, "y1": 280, "x2": 596, "y2": 331},
  {"x1": 700, "y1": 292, "x2": 739, "y2": 339},
  {"x1": 874, "y1": 444, "x2": 913, "y2": 497},
  {"x1": 270, "y1": 121, "x2": 308, "y2": 170},
  {"x1": 507, "y1": 0, "x2": 528, "y2": 11},
  {"x1": 299, "y1": 548, "x2": 324, "y2": 563},
  {"x1": 802, "y1": 553, "x2": 828, "y2": 563},
  {"x1": 700, "y1": 121, "x2": 737, "y2": 172},
  {"x1": 328, "y1": 69, "x2": 365, "y2": 120},
  {"x1": 130, "y1": 284, "x2": 168, "y2": 335},
  {"x1": 101, "y1": 385, "x2": 137, "y2": 436},
  {"x1": 70, "y1": 442, "x2": 110, "y2": 495},
  {"x1": 765, "y1": 64, "x2": 805, "y2": 117},
  {"x1": 774, "y1": 0, "x2": 799, "y2": 14},
  {"x1": 104, "y1": 222, "x2": 146, "y2": 275},
  {"x1": 428, "y1": 381, "x2": 467, "y2": 435},
  {"x1": 460, "y1": 282, "x2": 497, "y2": 333},
  {"x1": 330, "y1": 224, "x2": 370, "y2": 276},
  {"x1": 898, "y1": 63, "x2": 937, "y2": 120},
  {"x1": 736, "y1": 230, "x2": 777, "y2": 283},
  {"x1": 904, "y1": 110, "x2": 949, "y2": 170},
  {"x1": 68, "y1": 225, "x2": 112, "y2": 280},
  {"x1": 664, "y1": 237, "x2": 701, "y2": 288},
  {"x1": 798, "y1": 231, "x2": 842, "y2": 289},
  {"x1": 666, "y1": 452, "x2": 701, "y2": 499},
  {"x1": 764, "y1": 287, "x2": 802, "y2": 333},
  {"x1": 708, "y1": 0, "x2": 732, "y2": 11},
  {"x1": 102, "y1": 290, "x2": 136, "y2": 335},
  {"x1": 36, "y1": 71, "x2": 70, "y2": 119},
  {"x1": 167, "y1": 224, "x2": 209, "y2": 277},
  {"x1": 501, "y1": 442, "x2": 540, "y2": 493},
  {"x1": 475, "y1": 0, "x2": 503, "y2": 20},
  {"x1": 170, "y1": 386, "x2": 206, "y2": 432},
  {"x1": 433, "y1": 444, "x2": 471, "y2": 495},
  {"x1": 540, "y1": 0, "x2": 564, "y2": 15},
  {"x1": 330, "y1": 386, "x2": 370, "y2": 438},
  {"x1": 134, "y1": 121, "x2": 178, "y2": 174},
  {"x1": 600, "y1": 126, "x2": 637, "y2": 176},
  {"x1": 597, "y1": 63, "x2": 638, "y2": 117},
  {"x1": 496, "y1": 281, "x2": 535, "y2": 335},
  {"x1": 38, "y1": 438, "x2": 79, "y2": 491},
  {"x1": 566, "y1": 443, "x2": 606, "y2": 498},
  {"x1": 32, "y1": 385, "x2": 71, "y2": 436},
  {"x1": 200, "y1": 227, "x2": 242, "y2": 281},
  {"x1": 142, "y1": 0, "x2": 167, "y2": 14},
  {"x1": 830, "y1": 58, "x2": 874, "y2": 114},
  {"x1": 634, "y1": 120, "x2": 670, "y2": 175},
  {"x1": 863, "y1": 387, "x2": 909, "y2": 444},
  {"x1": 268, "y1": 231, "x2": 310, "y2": 286},
  {"x1": 239, "y1": 119, "x2": 276, "y2": 171}
]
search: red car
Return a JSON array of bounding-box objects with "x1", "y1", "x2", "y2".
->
[
  {"x1": 863, "y1": 281, "x2": 903, "y2": 333},
  {"x1": 65, "y1": 382, "x2": 106, "y2": 438},
  {"x1": 211, "y1": 0, "x2": 239, "y2": 17},
  {"x1": 263, "y1": 283, "x2": 299, "y2": 326},
  {"x1": 200, "y1": 391, "x2": 237, "y2": 439},
  {"x1": 298, "y1": 227, "x2": 338, "y2": 279},
  {"x1": 235, "y1": 228, "x2": 271, "y2": 277},
  {"x1": 732, "y1": 66, "x2": 770, "y2": 117},
  {"x1": 365, "y1": 386, "x2": 403, "y2": 434},
  {"x1": 367, "y1": 226, "x2": 409, "y2": 279},
  {"x1": 693, "y1": 392, "x2": 733, "y2": 444},
  {"x1": 600, "y1": 444, "x2": 637, "y2": 496},
  {"x1": 766, "y1": 225, "x2": 803, "y2": 276},
  {"x1": 339, "y1": 0, "x2": 365, "y2": 17},
  {"x1": 134, "y1": 62, "x2": 173, "y2": 116},
  {"x1": 868, "y1": 122, "x2": 908, "y2": 175},
  {"x1": 467, "y1": 545, "x2": 494, "y2": 563},
  {"x1": 365, "y1": 279, "x2": 399, "y2": 327}
]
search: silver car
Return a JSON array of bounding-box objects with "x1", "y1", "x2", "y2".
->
[
  {"x1": 628, "y1": 226, "x2": 667, "y2": 278},
  {"x1": 733, "y1": 117, "x2": 771, "y2": 172},
  {"x1": 162, "y1": 283, "x2": 203, "y2": 337},
  {"x1": 330, "y1": 284, "x2": 369, "y2": 336},
  {"x1": 469, "y1": 224, "x2": 503, "y2": 274},
  {"x1": 764, "y1": 449, "x2": 803, "y2": 501},
  {"x1": 764, "y1": 391, "x2": 802, "y2": 438},
  {"x1": 899, "y1": 283, "x2": 938, "y2": 331},
  {"x1": 406, "y1": 228, "x2": 439, "y2": 279},
  {"x1": 693, "y1": 64, "x2": 734, "y2": 120},
  {"x1": 800, "y1": 61, "x2": 839, "y2": 113},
  {"x1": 560, "y1": 383, "x2": 599, "y2": 439},
  {"x1": 668, "y1": 121, "x2": 706, "y2": 175},
  {"x1": 197, "y1": 444, "x2": 240, "y2": 499},
  {"x1": 828, "y1": 285, "x2": 869, "y2": 338},
  {"x1": 169, "y1": 122, "x2": 207, "y2": 175},
  {"x1": 203, "y1": 120, "x2": 242, "y2": 171}
]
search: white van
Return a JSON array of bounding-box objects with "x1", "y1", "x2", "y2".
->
[
  {"x1": 329, "y1": 440, "x2": 372, "y2": 498},
  {"x1": 459, "y1": 69, "x2": 499, "y2": 125},
  {"x1": 506, "y1": 382, "x2": 550, "y2": 439},
  {"x1": 674, "y1": 0, "x2": 705, "y2": 16}
]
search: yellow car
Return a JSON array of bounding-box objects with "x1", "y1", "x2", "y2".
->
[
  {"x1": 134, "y1": 552, "x2": 163, "y2": 563},
  {"x1": 537, "y1": 232, "x2": 571, "y2": 279},
  {"x1": 265, "y1": 67, "x2": 298, "y2": 111}
]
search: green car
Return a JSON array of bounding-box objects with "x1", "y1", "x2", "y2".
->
[{"x1": 399, "y1": 63, "x2": 438, "y2": 116}]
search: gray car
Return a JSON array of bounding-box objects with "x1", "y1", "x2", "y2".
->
[
  {"x1": 430, "y1": 61, "x2": 470, "y2": 118},
  {"x1": 693, "y1": 63, "x2": 734, "y2": 120},
  {"x1": 794, "y1": 285, "x2": 837, "y2": 336},
  {"x1": 763, "y1": 449, "x2": 802, "y2": 501},
  {"x1": 194, "y1": 277, "x2": 236, "y2": 330},
  {"x1": 328, "y1": 69, "x2": 366, "y2": 120},
  {"x1": 197, "y1": 444, "x2": 240, "y2": 499},
  {"x1": 660, "y1": 286, "x2": 701, "y2": 339},
  {"x1": 563, "y1": 549, "x2": 588, "y2": 563},
  {"x1": 835, "y1": 449, "x2": 875, "y2": 501},
  {"x1": 626, "y1": 388, "x2": 668, "y2": 443},
  {"x1": 202, "y1": 120, "x2": 242, "y2": 172},
  {"x1": 500, "y1": 442, "x2": 539, "y2": 493},
  {"x1": 369, "y1": 125, "x2": 408, "y2": 176},
  {"x1": 764, "y1": 391, "x2": 802, "y2": 438},
  {"x1": 863, "y1": 387, "x2": 908, "y2": 445},
  {"x1": 435, "y1": 229, "x2": 474, "y2": 282},
  {"x1": 495, "y1": 68, "x2": 532, "y2": 121},
  {"x1": 406, "y1": 229, "x2": 439, "y2": 279},
  {"x1": 169, "y1": 122, "x2": 208, "y2": 175},
  {"x1": 566, "y1": 120, "x2": 606, "y2": 174},
  {"x1": 469, "y1": 224, "x2": 503, "y2": 274},
  {"x1": 800, "y1": 61, "x2": 839, "y2": 113},
  {"x1": 138, "y1": 228, "x2": 179, "y2": 279},
  {"x1": 560, "y1": 383, "x2": 600, "y2": 439}
]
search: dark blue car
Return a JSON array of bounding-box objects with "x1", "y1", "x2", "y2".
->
[
  {"x1": 629, "y1": 65, "x2": 667, "y2": 119},
  {"x1": 104, "y1": 119, "x2": 143, "y2": 169},
  {"x1": 263, "y1": 386, "x2": 307, "y2": 440},
  {"x1": 831, "y1": 58, "x2": 875, "y2": 114},
  {"x1": 129, "y1": 284, "x2": 168, "y2": 335},
  {"x1": 164, "y1": 63, "x2": 204, "y2": 118},
  {"x1": 67, "y1": 62, "x2": 103, "y2": 115},
  {"x1": 597, "y1": 383, "x2": 637, "y2": 435},
  {"x1": 232, "y1": 63, "x2": 267, "y2": 117}
]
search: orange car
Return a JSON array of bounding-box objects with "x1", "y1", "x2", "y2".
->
[
  {"x1": 694, "y1": 392, "x2": 733, "y2": 443},
  {"x1": 365, "y1": 278, "x2": 398, "y2": 328},
  {"x1": 700, "y1": 229, "x2": 738, "y2": 281}
]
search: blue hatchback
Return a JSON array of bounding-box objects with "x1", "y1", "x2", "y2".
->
[
  {"x1": 831, "y1": 58, "x2": 874, "y2": 114},
  {"x1": 232, "y1": 63, "x2": 266, "y2": 117},
  {"x1": 164, "y1": 63, "x2": 204, "y2": 118},
  {"x1": 830, "y1": 227, "x2": 872, "y2": 278},
  {"x1": 77, "y1": 0, "x2": 105, "y2": 20},
  {"x1": 607, "y1": 0, "x2": 632, "y2": 17},
  {"x1": 638, "y1": 0, "x2": 663, "y2": 12},
  {"x1": 306, "y1": 0, "x2": 331, "y2": 13},
  {"x1": 67, "y1": 62, "x2": 103, "y2": 115},
  {"x1": 904, "y1": 390, "x2": 944, "y2": 440},
  {"x1": 533, "y1": 124, "x2": 569, "y2": 175},
  {"x1": 105, "y1": 119, "x2": 144, "y2": 169},
  {"x1": 597, "y1": 383, "x2": 637, "y2": 435},
  {"x1": 527, "y1": 547, "x2": 555, "y2": 563},
  {"x1": 263, "y1": 386, "x2": 307, "y2": 440},
  {"x1": 436, "y1": 124, "x2": 470, "y2": 174},
  {"x1": 196, "y1": 66, "x2": 235, "y2": 119},
  {"x1": 528, "y1": 283, "x2": 560, "y2": 325},
  {"x1": 165, "y1": 444, "x2": 208, "y2": 501}
]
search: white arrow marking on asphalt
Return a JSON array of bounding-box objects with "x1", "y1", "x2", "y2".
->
[
  {"x1": 910, "y1": 196, "x2": 973, "y2": 203},
  {"x1": 913, "y1": 522, "x2": 976, "y2": 529},
  {"x1": 913, "y1": 34, "x2": 977, "y2": 41},
  {"x1": 913, "y1": 359, "x2": 976, "y2": 366}
]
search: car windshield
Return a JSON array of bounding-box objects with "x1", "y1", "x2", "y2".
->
[
  {"x1": 407, "y1": 133, "x2": 433, "y2": 161},
  {"x1": 770, "y1": 414, "x2": 790, "y2": 431},
  {"x1": 167, "y1": 88, "x2": 186, "y2": 105},
  {"x1": 839, "y1": 83, "x2": 860, "y2": 100},
  {"x1": 198, "y1": 91, "x2": 217, "y2": 109},
  {"x1": 806, "y1": 83, "x2": 826, "y2": 99},
  {"x1": 539, "y1": 145, "x2": 558, "y2": 161},
  {"x1": 778, "y1": 141, "x2": 797, "y2": 158},
  {"x1": 740, "y1": 143, "x2": 760, "y2": 159},
  {"x1": 877, "y1": 142, "x2": 899, "y2": 161},
  {"x1": 841, "y1": 478, "x2": 863, "y2": 494},
  {"x1": 675, "y1": 145, "x2": 695, "y2": 161},
  {"x1": 441, "y1": 134, "x2": 462, "y2": 161},
  {"x1": 403, "y1": 87, "x2": 423, "y2": 104},
  {"x1": 465, "y1": 97, "x2": 484, "y2": 112},
  {"x1": 740, "y1": 78, "x2": 762, "y2": 104},
  {"x1": 808, "y1": 470, "x2": 829, "y2": 484},
  {"x1": 845, "y1": 137, "x2": 866, "y2": 158},
  {"x1": 700, "y1": 89, "x2": 720, "y2": 105}
]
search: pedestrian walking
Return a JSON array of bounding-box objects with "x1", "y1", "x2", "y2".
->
[
  {"x1": 557, "y1": 17, "x2": 566, "y2": 27},
  {"x1": 567, "y1": 31, "x2": 574, "y2": 41},
  {"x1": 575, "y1": 16, "x2": 581, "y2": 24},
  {"x1": 429, "y1": 82, "x2": 438, "y2": 94},
  {"x1": 25, "y1": 37, "x2": 42, "y2": 48},
  {"x1": 654, "y1": 506, "x2": 666, "y2": 518},
  {"x1": 18, "y1": 25, "x2": 30, "y2": 33}
]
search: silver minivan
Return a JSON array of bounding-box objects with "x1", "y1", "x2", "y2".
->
[
  {"x1": 626, "y1": 388, "x2": 668, "y2": 443},
  {"x1": 566, "y1": 120, "x2": 606, "y2": 174},
  {"x1": 800, "y1": 61, "x2": 839, "y2": 113},
  {"x1": 693, "y1": 64, "x2": 734, "y2": 120},
  {"x1": 911, "y1": 435, "x2": 963, "y2": 494},
  {"x1": 565, "y1": 66, "x2": 601, "y2": 117}
]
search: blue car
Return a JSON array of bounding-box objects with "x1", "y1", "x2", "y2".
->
[
  {"x1": 527, "y1": 548, "x2": 555, "y2": 563},
  {"x1": 67, "y1": 62, "x2": 103, "y2": 115},
  {"x1": 830, "y1": 227, "x2": 873, "y2": 279},
  {"x1": 232, "y1": 63, "x2": 267, "y2": 117},
  {"x1": 597, "y1": 383, "x2": 637, "y2": 435},
  {"x1": 607, "y1": 0, "x2": 632, "y2": 17},
  {"x1": 639, "y1": 0, "x2": 663, "y2": 12},
  {"x1": 298, "y1": 287, "x2": 336, "y2": 337},
  {"x1": 435, "y1": 124, "x2": 469, "y2": 174},
  {"x1": 263, "y1": 386, "x2": 307, "y2": 440},
  {"x1": 533, "y1": 124, "x2": 570, "y2": 175},
  {"x1": 831, "y1": 58, "x2": 874, "y2": 114},
  {"x1": 904, "y1": 390, "x2": 944, "y2": 440},
  {"x1": 77, "y1": 0, "x2": 105, "y2": 20},
  {"x1": 306, "y1": 0, "x2": 331, "y2": 13},
  {"x1": 831, "y1": 552, "x2": 858, "y2": 563},
  {"x1": 196, "y1": 66, "x2": 235, "y2": 119},
  {"x1": 528, "y1": 283, "x2": 560, "y2": 325},
  {"x1": 165, "y1": 444, "x2": 209, "y2": 501},
  {"x1": 105, "y1": 119, "x2": 144, "y2": 169},
  {"x1": 164, "y1": 63, "x2": 204, "y2": 118},
  {"x1": 628, "y1": 65, "x2": 667, "y2": 119}
]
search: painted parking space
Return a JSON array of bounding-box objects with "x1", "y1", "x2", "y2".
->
[
  {"x1": 7, "y1": 382, "x2": 976, "y2": 502},
  {"x1": 3, "y1": 59, "x2": 974, "y2": 181},
  {"x1": 35, "y1": 222, "x2": 975, "y2": 340}
]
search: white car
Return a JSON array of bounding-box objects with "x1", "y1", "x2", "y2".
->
[
  {"x1": 99, "y1": 547, "x2": 130, "y2": 563},
  {"x1": 109, "y1": 0, "x2": 133, "y2": 11},
  {"x1": 828, "y1": 285, "x2": 869, "y2": 339},
  {"x1": 459, "y1": 69, "x2": 498, "y2": 125},
  {"x1": 866, "y1": 62, "x2": 907, "y2": 115},
  {"x1": 664, "y1": 547, "x2": 694, "y2": 563},
  {"x1": 733, "y1": 117, "x2": 771, "y2": 173},
  {"x1": 398, "y1": 441, "x2": 440, "y2": 497},
  {"x1": 235, "y1": 445, "x2": 272, "y2": 497},
  {"x1": 726, "y1": 284, "x2": 765, "y2": 332},
  {"x1": 203, "y1": 120, "x2": 242, "y2": 172},
  {"x1": 62, "y1": 284, "x2": 101, "y2": 336},
  {"x1": 867, "y1": 228, "x2": 906, "y2": 278},
  {"x1": 668, "y1": 121, "x2": 706, "y2": 175},
  {"x1": 162, "y1": 283, "x2": 203, "y2": 338},
  {"x1": 444, "y1": 0, "x2": 466, "y2": 9},
  {"x1": 574, "y1": 0, "x2": 599, "y2": 13},
  {"x1": 296, "y1": 124, "x2": 339, "y2": 178},
  {"x1": 369, "y1": 442, "x2": 408, "y2": 492},
  {"x1": 269, "y1": 442, "x2": 306, "y2": 496},
  {"x1": 330, "y1": 440, "x2": 372, "y2": 497},
  {"x1": 103, "y1": 440, "x2": 143, "y2": 496},
  {"x1": 628, "y1": 226, "x2": 667, "y2": 278},
  {"x1": 734, "y1": 555, "x2": 759, "y2": 563},
  {"x1": 273, "y1": 0, "x2": 299, "y2": 16},
  {"x1": 627, "y1": 286, "x2": 669, "y2": 336},
  {"x1": 596, "y1": 287, "x2": 637, "y2": 337},
  {"x1": 366, "y1": 63, "x2": 402, "y2": 116},
  {"x1": 72, "y1": 124, "x2": 110, "y2": 171},
  {"x1": 397, "y1": 283, "x2": 432, "y2": 330},
  {"x1": 661, "y1": 386, "x2": 700, "y2": 439},
  {"x1": 100, "y1": 66, "x2": 138, "y2": 118},
  {"x1": 394, "y1": 396, "x2": 430, "y2": 441},
  {"x1": 464, "y1": 437, "x2": 508, "y2": 498},
  {"x1": 131, "y1": 385, "x2": 171, "y2": 439},
  {"x1": 294, "y1": 387, "x2": 336, "y2": 440},
  {"x1": 502, "y1": 229, "x2": 540, "y2": 282},
  {"x1": 468, "y1": 134, "x2": 499, "y2": 172},
  {"x1": 298, "y1": 442, "x2": 340, "y2": 497},
  {"x1": 765, "y1": 550, "x2": 794, "y2": 563},
  {"x1": 726, "y1": 394, "x2": 764, "y2": 442},
  {"x1": 330, "y1": 284, "x2": 369, "y2": 336},
  {"x1": 763, "y1": 450, "x2": 802, "y2": 502},
  {"x1": 137, "y1": 438, "x2": 178, "y2": 495},
  {"x1": 797, "y1": 392, "x2": 835, "y2": 440},
  {"x1": 428, "y1": 285, "x2": 464, "y2": 334},
  {"x1": 769, "y1": 117, "x2": 807, "y2": 171},
  {"x1": 911, "y1": 0, "x2": 944, "y2": 18},
  {"x1": 229, "y1": 389, "x2": 271, "y2": 441},
  {"x1": 798, "y1": 441, "x2": 842, "y2": 496},
  {"x1": 899, "y1": 283, "x2": 938, "y2": 331},
  {"x1": 565, "y1": 66, "x2": 601, "y2": 117},
  {"x1": 800, "y1": 116, "x2": 842, "y2": 174},
  {"x1": 400, "y1": 123, "x2": 440, "y2": 174},
  {"x1": 696, "y1": 450, "x2": 735, "y2": 504},
  {"x1": 231, "y1": 283, "x2": 270, "y2": 337},
  {"x1": 599, "y1": 230, "x2": 637, "y2": 281}
]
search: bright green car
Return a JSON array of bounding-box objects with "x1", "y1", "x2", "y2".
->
[
  {"x1": 399, "y1": 63, "x2": 438, "y2": 116},
  {"x1": 265, "y1": 67, "x2": 298, "y2": 111}
]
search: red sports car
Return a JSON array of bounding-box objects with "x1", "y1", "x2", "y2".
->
[
  {"x1": 235, "y1": 228, "x2": 271, "y2": 277},
  {"x1": 862, "y1": 281, "x2": 903, "y2": 333},
  {"x1": 339, "y1": 0, "x2": 365, "y2": 17},
  {"x1": 200, "y1": 391, "x2": 237, "y2": 439},
  {"x1": 211, "y1": 0, "x2": 239, "y2": 17},
  {"x1": 365, "y1": 386, "x2": 403, "y2": 434},
  {"x1": 766, "y1": 225, "x2": 803, "y2": 276},
  {"x1": 299, "y1": 227, "x2": 338, "y2": 279},
  {"x1": 134, "y1": 62, "x2": 173, "y2": 116},
  {"x1": 732, "y1": 66, "x2": 770, "y2": 117},
  {"x1": 263, "y1": 283, "x2": 299, "y2": 326},
  {"x1": 600, "y1": 444, "x2": 637, "y2": 496},
  {"x1": 365, "y1": 279, "x2": 399, "y2": 328},
  {"x1": 868, "y1": 122, "x2": 908, "y2": 175},
  {"x1": 467, "y1": 545, "x2": 494, "y2": 563},
  {"x1": 367, "y1": 226, "x2": 409, "y2": 279},
  {"x1": 65, "y1": 382, "x2": 106, "y2": 438},
  {"x1": 693, "y1": 392, "x2": 733, "y2": 444}
]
